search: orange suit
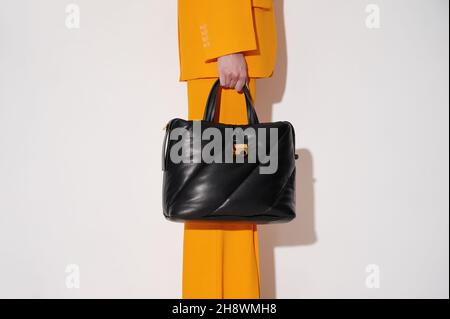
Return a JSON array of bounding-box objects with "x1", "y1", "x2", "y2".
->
[
  {"x1": 177, "y1": 0, "x2": 277, "y2": 81},
  {"x1": 177, "y1": 0, "x2": 277, "y2": 298}
]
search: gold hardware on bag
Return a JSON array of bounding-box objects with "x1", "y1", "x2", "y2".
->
[{"x1": 233, "y1": 143, "x2": 248, "y2": 156}]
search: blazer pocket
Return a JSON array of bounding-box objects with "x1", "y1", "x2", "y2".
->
[{"x1": 252, "y1": 0, "x2": 273, "y2": 9}]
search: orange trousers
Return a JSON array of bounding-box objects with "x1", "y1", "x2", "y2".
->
[{"x1": 182, "y1": 77, "x2": 260, "y2": 299}]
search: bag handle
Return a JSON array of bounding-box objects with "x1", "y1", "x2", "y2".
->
[{"x1": 202, "y1": 79, "x2": 259, "y2": 124}]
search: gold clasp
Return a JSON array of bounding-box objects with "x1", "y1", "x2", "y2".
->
[{"x1": 233, "y1": 143, "x2": 248, "y2": 156}]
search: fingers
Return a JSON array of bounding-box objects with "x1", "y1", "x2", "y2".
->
[
  {"x1": 219, "y1": 73, "x2": 227, "y2": 89},
  {"x1": 219, "y1": 71, "x2": 247, "y2": 91},
  {"x1": 217, "y1": 53, "x2": 248, "y2": 92},
  {"x1": 235, "y1": 76, "x2": 247, "y2": 92},
  {"x1": 229, "y1": 73, "x2": 238, "y2": 89}
]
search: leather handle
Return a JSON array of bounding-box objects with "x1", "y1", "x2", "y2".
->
[{"x1": 202, "y1": 79, "x2": 259, "y2": 124}]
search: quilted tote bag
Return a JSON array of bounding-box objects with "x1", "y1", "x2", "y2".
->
[{"x1": 162, "y1": 79, "x2": 298, "y2": 224}]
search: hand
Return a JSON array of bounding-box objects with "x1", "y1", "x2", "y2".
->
[{"x1": 217, "y1": 53, "x2": 248, "y2": 92}]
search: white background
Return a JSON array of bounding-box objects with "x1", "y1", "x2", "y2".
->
[{"x1": 0, "y1": 0, "x2": 448, "y2": 298}]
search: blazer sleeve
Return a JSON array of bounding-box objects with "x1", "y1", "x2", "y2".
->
[{"x1": 196, "y1": 0, "x2": 257, "y2": 62}]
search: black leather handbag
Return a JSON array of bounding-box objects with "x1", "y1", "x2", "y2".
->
[{"x1": 162, "y1": 79, "x2": 298, "y2": 224}]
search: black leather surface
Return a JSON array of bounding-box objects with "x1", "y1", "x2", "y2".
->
[{"x1": 162, "y1": 79, "x2": 297, "y2": 224}]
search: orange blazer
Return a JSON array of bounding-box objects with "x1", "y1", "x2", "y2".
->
[{"x1": 177, "y1": 0, "x2": 277, "y2": 81}]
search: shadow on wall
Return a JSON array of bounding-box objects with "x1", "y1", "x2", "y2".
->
[{"x1": 255, "y1": 0, "x2": 318, "y2": 299}]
